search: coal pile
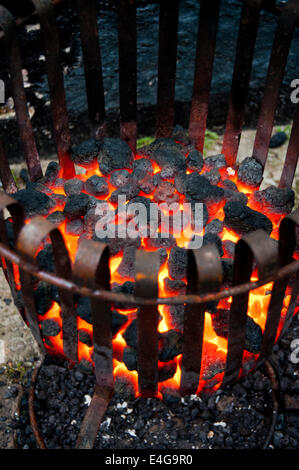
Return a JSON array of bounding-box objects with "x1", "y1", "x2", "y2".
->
[{"x1": 9, "y1": 135, "x2": 296, "y2": 388}]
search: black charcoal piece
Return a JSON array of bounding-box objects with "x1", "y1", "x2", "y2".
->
[
  {"x1": 174, "y1": 173, "x2": 187, "y2": 194},
  {"x1": 167, "y1": 305, "x2": 184, "y2": 331},
  {"x1": 41, "y1": 319, "x2": 61, "y2": 337},
  {"x1": 159, "y1": 247, "x2": 168, "y2": 266},
  {"x1": 117, "y1": 245, "x2": 136, "y2": 278},
  {"x1": 172, "y1": 124, "x2": 191, "y2": 145},
  {"x1": 63, "y1": 193, "x2": 93, "y2": 220},
  {"x1": 136, "y1": 174, "x2": 158, "y2": 194},
  {"x1": 47, "y1": 210, "x2": 66, "y2": 226},
  {"x1": 168, "y1": 246, "x2": 187, "y2": 280},
  {"x1": 37, "y1": 244, "x2": 55, "y2": 273},
  {"x1": 158, "y1": 362, "x2": 177, "y2": 382},
  {"x1": 224, "y1": 201, "x2": 273, "y2": 235},
  {"x1": 84, "y1": 175, "x2": 109, "y2": 197},
  {"x1": 44, "y1": 161, "x2": 60, "y2": 184},
  {"x1": 71, "y1": 138, "x2": 100, "y2": 166},
  {"x1": 123, "y1": 347, "x2": 137, "y2": 371},
  {"x1": 223, "y1": 240, "x2": 236, "y2": 258},
  {"x1": 153, "y1": 181, "x2": 179, "y2": 204},
  {"x1": 205, "y1": 219, "x2": 223, "y2": 235},
  {"x1": 19, "y1": 168, "x2": 30, "y2": 184},
  {"x1": 221, "y1": 258, "x2": 234, "y2": 284},
  {"x1": 111, "y1": 281, "x2": 135, "y2": 309},
  {"x1": 34, "y1": 282, "x2": 53, "y2": 316},
  {"x1": 123, "y1": 319, "x2": 137, "y2": 349},
  {"x1": 223, "y1": 188, "x2": 248, "y2": 204},
  {"x1": 204, "y1": 154, "x2": 226, "y2": 170},
  {"x1": 132, "y1": 158, "x2": 154, "y2": 179},
  {"x1": 186, "y1": 149, "x2": 203, "y2": 172},
  {"x1": 112, "y1": 310, "x2": 128, "y2": 337},
  {"x1": 139, "y1": 139, "x2": 186, "y2": 176},
  {"x1": 145, "y1": 234, "x2": 176, "y2": 250},
  {"x1": 159, "y1": 330, "x2": 183, "y2": 362},
  {"x1": 204, "y1": 169, "x2": 221, "y2": 185},
  {"x1": 64, "y1": 178, "x2": 84, "y2": 196},
  {"x1": 78, "y1": 330, "x2": 93, "y2": 347},
  {"x1": 237, "y1": 157, "x2": 263, "y2": 187},
  {"x1": 110, "y1": 183, "x2": 139, "y2": 203},
  {"x1": 110, "y1": 169, "x2": 132, "y2": 188},
  {"x1": 12, "y1": 188, "x2": 53, "y2": 217},
  {"x1": 65, "y1": 218, "x2": 84, "y2": 236},
  {"x1": 269, "y1": 131, "x2": 287, "y2": 148},
  {"x1": 164, "y1": 278, "x2": 186, "y2": 295},
  {"x1": 98, "y1": 138, "x2": 133, "y2": 175},
  {"x1": 221, "y1": 179, "x2": 238, "y2": 191},
  {"x1": 185, "y1": 173, "x2": 224, "y2": 204},
  {"x1": 250, "y1": 186, "x2": 294, "y2": 214}
]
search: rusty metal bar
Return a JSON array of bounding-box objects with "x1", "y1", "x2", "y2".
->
[
  {"x1": 73, "y1": 239, "x2": 113, "y2": 448},
  {"x1": 222, "y1": 0, "x2": 263, "y2": 167},
  {"x1": 135, "y1": 250, "x2": 160, "y2": 397},
  {"x1": 258, "y1": 208, "x2": 299, "y2": 363},
  {"x1": 252, "y1": 0, "x2": 299, "y2": 169},
  {"x1": 31, "y1": 0, "x2": 75, "y2": 179},
  {"x1": 222, "y1": 230, "x2": 279, "y2": 386},
  {"x1": 156, "y1": 0, "x2": 180, "y2": 138},
  {"x1": 16, "y1": 216, "x2": 77, "y2": 360},
  {"x1": 0, "y1": 6, "x2": 43, "y2": 182},
  {"x1": 76, "y1": 0, "x2": 106, "y2": 139},
  {"x1": 118, "y1": 0, "x2": 137, "y2": 151},
  {"x1": 188, "y1": 0, "x2": 220, "y2": 152},
  {"x1": 0, "y1": 140, "x2": 18, "y2": 194},
  {"x1": 180, "y1": 246, "x2": 222, "y2": 396},
  {"x1": 279, "y1": 104, "x2": 299, "y2": 188}
]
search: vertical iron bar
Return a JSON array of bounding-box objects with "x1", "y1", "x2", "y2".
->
[
  {"x1": 0, "y1": 140, "x2": 18, "y2": 194},
  {"x1": 118, "y1": 0, "x2": 137, "y2": 151},
  {"x1": 222, "y1": 0, "x2": 262, "y2": 167},
  {"x1": 156, "y1": 0, "x2": 180, "y2": 138},
  {"x1": 76, "y1": 0, "x2": 106, "y2": 139},
  {"x1": 279, "y1": 104, "x2": 299, "y2": 188},
  {"x1": 252, "y1": 0, "x2": 298, "y2": 168},
  {"x1": 188, "y1": 0, "x2": 220, "y2": 152}
]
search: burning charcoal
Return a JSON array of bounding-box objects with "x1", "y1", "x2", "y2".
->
[
  {"x1": 132, "y1": 158, "x2": 154, "y2": 180},
  {"x1": 64, "y1": 178, "x2": 84, "y2": 196},
  {"x1": 205, "y1": 219, "x2": 223, "y2": 235},
  {"x1": 145, "y1": 234, "x2": 176, "y2": 250},
  {"x1": 153, "y1": 181, "x2": 179, "y2": 204},
  {"x1": 204, "y1": 154, "x2": 226, "y2": 171},
  {"x1": 71, "y1": 138, "x2": 100, "y2": 167},
  {"x1": 63, "y1": 193, "x2": 94, "y2": 220},
  {"x1": 76, "y1": 297, "x2": 92, "y2": 324},
  {"x1": 12, "y1": 188, "x2": 53, "y2": 217},
  {"x1": 172, "y1": 124, "x2": 191, "y2": 145},
  {"x1": 212, "y1": 309, "x2": 263, "y2": 354},
  {"x1": 223, "y1": 188, "x2": 248, "y2": 205},
  {"x1": 128, "y1": 195, "x2": 154, "y2": 227},
  {"x1": 110, "y1": 169, "x2": 132, "y2": 188},
  {"x1": 37, "y1": 244, "x2": 55, "y2": 273},
  {"x1": 78, "y1": 330, "x2": 92, "y2": 347},
  {"x1": 4, "y1": 219, "x2": 15, "y2": 248},
  {"x1": 139, "y1": 139, "x2": 186, "y2": 176},
  {"x1": 269, "y1": 131, "x2": 287, "y2": 148},
  {"x1": 27, "y1": 181, "x2": 53, "y2": 195},
  {"x1": 159, "y1": 247, "x2": 168, "y2": 266},
  {"x1": 204, "y1": 169, "x2": 221, "y2": 185},
  {"x1": 201, "y1": 357, "x2": 225, "y2": 380},
  {"x1": 47, "y1": 210, "x2": 66, "y2": 226},
  {"x1": 65, "y1": 218, "x2": 84, "y2": 236},
  {"x1": 159, "y1": 330, "x2": 183, "y2": 362},
  {"x1": 224, "y1": 201, "x2": 273, "y2": 235},
  {"x1": 84, "y1": 175, "x2": 109, "y2": 197},
  {"x1": 52, "y1": 178, "x2": 65, "y2": 190},
  {"x1": 41, "y1": 319, "x2": 61, "y2": 337},
  {"x1": 164, "y1": 278, "x2": 186, "y2": 295},
  {"x1": 44, "y1": 161, "x2": 60, "y2": 184},
  {"x1": 158, "y1": 361, "x2": 177, "y2": 382},
  {"x1": 185, "y1": 173, "x2": 224, "y2": 205},
  {"x1": 114, "y1": 375, "x2": 135, "y2": 400},
  {"x1": 167, "y1": 305, "x2": 184, "y2": 331},
  {"x1": 111, "y1": 281, "x2": 135, "y2": 309},
  {"x1": 34, "y1": 282, "x2": 53, "y2": 316},
  {"x1": 136, "y1": 174, "x2": 158, "y2": 194},
  {"x1": 174, "y1": 173, "x2": 187, "y2": 194},
  {"x1": 250, "y1": 185, "x2": 294, "y2": 215},
  {"x1": 78, "y1": 358, "x2": 94, "y2": 374},
  {"x1": 161, "y1": 388, "x2": 181, "y2": 405},
  {"x1": 123, "y1": 319, "x2": 137, "y2": 349},
  {"x1": 223, "y1": 240, "x2": 236, "y2": 258},
  {"x1": 168, "y1": 246, "x2": 187, "y2": 280},
  {"x1": 50, "y1": 194, "x2": 66, "y2": 208},
  {"x1": 112, "y1": 310, "x2": 128, "y2": 337},
  {"x1": 237, "y1": 157, "x2": 263, "y2": 187},
  {"x1": 203, "y1": 233, "x2": 224, "y2": 257},
  {"x1": 123, "y1": 347, "x2": 137, "y2": 371},
  {"x1": 110, "y1": 183, "x2": 139, "y2": 203},
  {"x1": 186, "y1": 149, "x2": 203, "y2": 172},
  {"x1": 221, "y1": 179, "x2": 238, "y2": 191},
  {"x1": 222, "y1": 258, "x2": 234, "y2": 284},
  {"x1": 98, "y1": 138, "x2": 133, "y2": 175},
  {"x1": 117, "y1": 245, "x2": 136, "y2": 278}
]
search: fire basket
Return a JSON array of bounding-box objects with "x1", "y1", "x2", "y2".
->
[{"x1": 0, "y1": 0, "x2": 298, "y2": 449}]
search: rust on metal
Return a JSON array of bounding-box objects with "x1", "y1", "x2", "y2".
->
[
  {"x1": 31, "y1": 0, "x2": 75, "y2": 179},
  {"x1": 0, "y1": 140, "x2": 18, "y2": 194},
  {"x1": 76, "y1": 0, "x2": 106, "y2": 139},
  {"x1": 156, "y1": 0, "x2": 180, "y2": 138},
  {"x1": 0, "y1": 6, "x2": 43, "y2": 182},
  {"x1": 279, "y1": 104, "x2": 299, "y2": 189},
  {"x1": 223, "y1": 229, "x2": 279, "y2": 386},
  {"x1": 28, "y1": 365, "x2": 47, "y2": 449},
  {"x1": 135, "y1": 250, "x2": 160, "y2": 397},
  {"x1": 180, "y1": 245, "x2": 222, "y2": 396},
  {"x1": 188, "y1": 0, "x2": 221, "y2": 152}
]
